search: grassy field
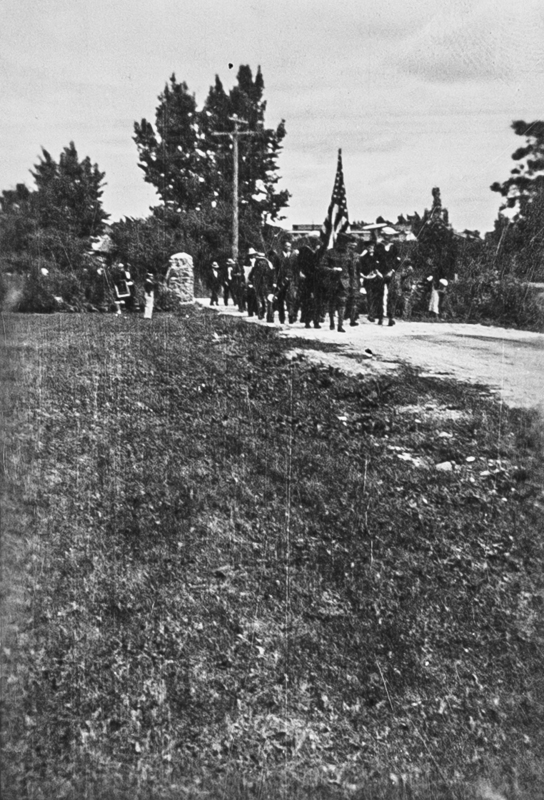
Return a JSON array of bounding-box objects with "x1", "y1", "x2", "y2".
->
[{"x1": 1, "y1": 308, "x2": 543, "y2": 800}]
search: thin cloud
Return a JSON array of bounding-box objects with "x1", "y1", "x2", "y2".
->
[
  {"x1": 1, "y1": 0, "x2": 543, "y2": 232},
  {"x1": 396, "y1": 0, "x2": 544, "y2": 84}
]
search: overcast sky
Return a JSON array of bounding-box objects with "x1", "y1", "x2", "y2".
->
[{"x1": 1, "y1": 0, "x2": 543, "y2": 233}]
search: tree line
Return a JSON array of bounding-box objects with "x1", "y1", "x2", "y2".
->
[
  {"x1": 0, "y1": 64, "x2": 543, "y2": 316},
  {"x1": 0, "y1": 66, "x2": 290, "y2": 311}
]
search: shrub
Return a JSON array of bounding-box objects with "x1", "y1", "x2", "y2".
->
[
  {"x1": 16, "y1": 267, "x2": 84, "y2": 312},
  {"x1": 154, "y1": 283, "x2": 188, "y2": 311},
  {"x1": 448, "y1": 260, "x2": 544, "y2": 330}
]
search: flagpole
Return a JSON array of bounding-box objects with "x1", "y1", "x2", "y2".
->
[{"x1": 321, "y1": 148, "x2": 350, "y2": 252}]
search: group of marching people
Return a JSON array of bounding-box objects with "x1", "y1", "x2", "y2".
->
[{"x1": 208, "y1": 233, "x2": 427, "y2": 332}]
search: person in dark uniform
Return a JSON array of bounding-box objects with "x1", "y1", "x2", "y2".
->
[
  {"x1": 398, "y1": 260, "x2": 416, "y2": 319},
  {"x1": 365, "y1": 242, "x2": 387, "y2": 324},
  {"x1": 221, "y1": 258, "x2": 236, "y2": 306},
  {"x1": 319, "y1": 232, "x2": 357, "y2": 333},
  {"x1": 297, "y1": 241, "x2": 322, "y2": 328},
  {"x1": 346, "y1": 242, "x2": 362, "y2": 326},
  {"x1": 384, "y1": 266, "x2": 401, "y2": 326},
  {"x1": 381, "y1": 243, "x2": 401, "y2": 326},
  {"x1": 273, "y1": 238, "x2": 300, "y2": 324},
  {"x1": 230, "y1": 259, "x2": 246, "y2": 312},
  {"x1": 248, "y1": 252, "x2": 276, "y2": 322}
]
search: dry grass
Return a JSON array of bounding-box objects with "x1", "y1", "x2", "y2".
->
[{"x1": 1, "y1": 308, "x2": 543, "y2": 799}]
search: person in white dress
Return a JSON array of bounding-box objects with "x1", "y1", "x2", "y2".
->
[{"x1": 143, "y1": 273, "x2": 155, "y2": 319}]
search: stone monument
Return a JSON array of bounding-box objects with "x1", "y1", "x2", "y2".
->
[{"x1": 165, "y1": 252, "x2": 195, "y2": 304}]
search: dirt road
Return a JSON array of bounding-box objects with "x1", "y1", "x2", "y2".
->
[{"x1": 197, "y1": 300, "x2": 544, "y2": 411}]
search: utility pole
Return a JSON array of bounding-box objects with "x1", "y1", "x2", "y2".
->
[{"x1": 212, "y1": 115, "x2": 260, "y2": 263}]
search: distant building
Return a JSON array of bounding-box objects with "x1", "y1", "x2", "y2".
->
[
  {"x1": 90, "y1": 227, "x2": 115, "y2": 257},
  {"x1": 455, "y1": 229, "x2": 482, "y2": 241},
  {"x1": 290, "y1": 209, "x2": 483, "y2": 247},
  {"x1": 350, "y1": 220, "x2": 417, "y2": 244},
  {"x1": 291, "y1": 224, "x2": 322, "y2": 233}
]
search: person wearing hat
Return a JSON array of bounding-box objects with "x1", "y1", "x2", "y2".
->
[
  {"x1": 346, "y1": 244, "x2": 362, "y2": 327},
  {"x1": 382, "y1": 244, "x2": 402, "y2": 327},
  {"x1": 111, "y1": 261, "x2": 135, "y2": 315},
  {"x1": 242, "y1": 247, "x2": 259, "y2": 316},
  {"x1": 274, "y1": 238, "x2": 301, "y2": 325},
  {"x1": 297, "y1": 239, "x2": 322, "y2": 328},
  {"x1": 229, "y1": 258, "x2": 246, "y2": 312},
  {"x1": 398, "y1": 259, "x2": 416, "y2": 319},
  {"x1": 319, "y1": 232, "x2": 357, "y2": 332},
  {"x1": 437, "y1": 277, "x2": 450, "y2": 318},
  {"x1": 248, "y1": 251, "x2": 276, "y2": 322},
  {"x1": 428, "y1": 272, "x2": 441, "y2": 317},
  {"x1": 370, "y1": 242, "x2": 388, "y2": 325},
  {"x1": 209, "y1": 260, "x2": 222, "y2": 306},
  {"x1": 221, "y1": 258, "x2": 236, "y2": 306}
]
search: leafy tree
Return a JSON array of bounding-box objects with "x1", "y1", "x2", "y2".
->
[
  {"x1": 0, "y1": 182, "x2": 32, "y2": 213},
  {"x1": 110, "y1": 204, "x2": 235, "y2": 290},
  {"x1": 0, "y1": 184, "x2": 35, "y2": 265},
  {"x1": 134, "y1": 67, "x2": 290, "y2": 228}
]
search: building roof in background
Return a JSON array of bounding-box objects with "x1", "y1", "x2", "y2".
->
[{"x1": 91, "y1": 234, "x2": 114, "y2": 253}]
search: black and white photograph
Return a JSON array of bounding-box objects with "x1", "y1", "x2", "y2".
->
[{"x1": 1, "y1": 1, "x2": 543, "y2": 798}]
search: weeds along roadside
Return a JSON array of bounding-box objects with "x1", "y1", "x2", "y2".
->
[
  {"x1": 446, "y1": 267, "x2": 544, "y2": 332},
  {"x1": 1, "y1": 308, "x2": 543, "y2": 800}
]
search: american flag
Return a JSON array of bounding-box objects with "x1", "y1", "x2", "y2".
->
[{"x1": 321, "y1": 148, "x2": 350, "y2": 250}]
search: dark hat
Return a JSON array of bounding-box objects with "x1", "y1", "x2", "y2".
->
[{"x1": 337, "y1": 232, "x2": 352, "y2": 246}]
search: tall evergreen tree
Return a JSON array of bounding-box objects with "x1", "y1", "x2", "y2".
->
[
  {"x1": 134, "y1": 67, "x2": 290, "y2": 226},
  {"x1": 134, "y1": 77, "x2": 209, "y2": 212},
  {"x1": 0, "y1": 183, "x2": 35, "y2": 262},
  {"x1": 0, "y1": 143, "x2": 108, "y2": 274},
  {"x1": 32, "y1": 142, "x2": 108, "y2": 238},
  {"x1": 412, "y1": 187, "x2": 457, "y2": 279},
  {"x1": 491, "y1": 120, "x2": 544, "y2": 213},
  {"x1": 490, "y1": 120, "x2": 544, "y2": 279}
]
